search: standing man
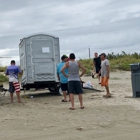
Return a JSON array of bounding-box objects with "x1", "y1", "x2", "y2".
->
[
  {"x1": 6, "y1": 60, "x2": 23, "y2": 103},
  {"x1": 61, "y1": 53, "x2": 86, "y2": 110},
  {"x1": 57, "y1": 55, "x2": 70, "y2": 102},
  {"x1": 93, "y1": 52, "x2": 101, "y2": 84},
  {"x1": 98, "y1": 53, "x2": 111, "y2": 98}
]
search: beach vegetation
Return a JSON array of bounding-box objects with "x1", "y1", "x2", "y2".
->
[{"x1": 79, "y1": 51, "x2": 140, "y2": 74}]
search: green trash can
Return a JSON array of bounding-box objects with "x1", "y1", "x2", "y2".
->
[{"x1": 130, "y1": 63, "x2": 140, "y2": 97}]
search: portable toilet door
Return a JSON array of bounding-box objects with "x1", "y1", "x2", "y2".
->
[{"x1": 29, "y1": 35, "x2": 57, "y2": 82}]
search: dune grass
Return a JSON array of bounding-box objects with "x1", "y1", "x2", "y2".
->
[
  {"x1": 79, "y1": 52, "x2": 140, "y2": 74},
  {"x1": 0, "y1": 51, "x2": 140, "y2": 80},
  {"x1": 0, "y1": 66, "x2": 8, "y2": 82},
  {"x1": 0, "y1": 66, "x2": 6, "y2": 72},
  {"x1": 0, "y1": 74, "x2": 8, "y2": 82}
]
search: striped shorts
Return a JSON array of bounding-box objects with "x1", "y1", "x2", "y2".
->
[{"x1": 9, "y1": 82, "x2": 20, "y2": 93}]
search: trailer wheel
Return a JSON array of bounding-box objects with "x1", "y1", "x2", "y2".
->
[
  {"x1": 48, "y1": 87, "x2": 57, "y2": 93},
  {"x1": 57, "y1": 86, "x2": 63, "y2": 96}
]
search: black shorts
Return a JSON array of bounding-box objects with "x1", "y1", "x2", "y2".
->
[
  {"x1": 68, "y1": 81, "x2": 83, "y2": 94},
  {"x1": 61, "y1": 83, "x2": 68, "y2": 92},
  {"x1": 95, "y1": 66, "x2": 101, "y2": 76}
]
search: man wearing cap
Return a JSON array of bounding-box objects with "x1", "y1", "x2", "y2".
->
[
  {"x1": 57, "y1": 55, "x2": 70, "y2": 102},
  {"x1": 98, "y1": 53, "x2": 111, "y2": 98},
  {"x1": 6, "y1": 60, "x2": 23, "y2": 103}
]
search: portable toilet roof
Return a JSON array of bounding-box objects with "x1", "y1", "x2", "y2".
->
[{"x1": 20, "y1": 33, "x2": 59, "y2": 42}]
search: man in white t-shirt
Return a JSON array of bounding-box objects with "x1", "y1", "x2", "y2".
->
[{"x1": 98, "y1": 53, "x2": 111, "y2": 98}]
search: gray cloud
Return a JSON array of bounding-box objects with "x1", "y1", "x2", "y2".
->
[{"x1": 0, "y1": 0, "x2": 140, "y2": 65}]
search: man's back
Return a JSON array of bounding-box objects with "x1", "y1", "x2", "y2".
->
[
  {"x1": 6, "y1": 65, "x2": 21, "y2": 82},
  {"x1": 68, "y1": 61, "x2": 80, "y2": 81}
]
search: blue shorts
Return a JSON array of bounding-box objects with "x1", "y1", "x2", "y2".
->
[{"x1": 68, "y1": 81, "x2": 83, "y2": 94}]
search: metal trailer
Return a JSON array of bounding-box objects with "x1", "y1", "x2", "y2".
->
[{"x1": 19, "y1": 33, "x2": 62, "y2": 95}]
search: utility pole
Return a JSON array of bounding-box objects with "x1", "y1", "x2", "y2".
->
[{"x1": 88, "y1": 48, "x2": 90, "y2": 59}]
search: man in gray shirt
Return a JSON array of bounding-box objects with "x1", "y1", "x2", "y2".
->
[{"x1": 98, "y1": 53, "x2": 111, "y2": 98}]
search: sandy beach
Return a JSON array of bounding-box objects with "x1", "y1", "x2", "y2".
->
[{"x1": 1, "y1": 71, "x2": 140, "y2": 140}]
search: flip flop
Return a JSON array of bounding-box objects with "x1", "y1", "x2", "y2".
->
[
  {"x1": 69, "y1": 107, "x2": 75, "y2": 110},
  {"x1": 61, "y1": 100, "x2": 67, "y2": 102},
  {"x1": 103, "y1": 95, "x2": 111, "y2": 98},
  {"x1": 80, "y1": 106, "x2": 85, "y2": 109}
]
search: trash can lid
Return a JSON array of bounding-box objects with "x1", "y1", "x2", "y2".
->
[
  {"x1": 130, "y1": 63, "x2": 140, "y2": 70},
  {"x1": 130, "y1": 63, "x2": 139, "y2": 66}
]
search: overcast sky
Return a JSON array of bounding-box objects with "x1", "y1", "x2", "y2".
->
[{"x1": 0, "y1": 0, "x2": 140, "y2": 65}]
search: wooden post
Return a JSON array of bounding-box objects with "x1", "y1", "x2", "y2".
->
[{"x1": 89, "y1": 48, "x2": 90, "y2": 59}]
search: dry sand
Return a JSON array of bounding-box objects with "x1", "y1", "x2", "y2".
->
[{"x1": 1, "y1": 71, "x2": 140, "y2": 140}]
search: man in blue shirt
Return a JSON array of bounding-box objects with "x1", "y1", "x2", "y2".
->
[
  {"x1": 6, "y1": 60, "x2": 23, "y2": 103},
  {"x1": 57, "y1": 55, "x2": 70, "y2": 102}
]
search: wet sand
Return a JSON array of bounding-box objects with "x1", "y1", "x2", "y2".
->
[{"x1": 1, "y1": 71, "x2": 140, "y2": 140}]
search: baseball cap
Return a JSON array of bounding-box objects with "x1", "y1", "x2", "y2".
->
[
  {"x1": 69, "y1": 53, "x2": 76, "y2": 59},
  {"x1": 11, "y1": 60, "x2": 15, "y2": 64},
  {"x1": 100, "y1": 53, "x2": 106, "y2": 57},
  {"x1": 61, "y1": 55, "x2": 68, "y2": 60}
]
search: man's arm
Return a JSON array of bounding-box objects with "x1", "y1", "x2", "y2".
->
[
  {"x1": 93, "y1": 59, "x2": 96, "y2": 70},
  {"x1": 57, "y1": 70, "x2": 60, "y2": 81},
  {"x1": 78, "y1": 61, "x2": 86, "y2": 77},
  {"x1": 106, "y1": 65, "x2": 110, "y2": 79},
  {"x1": 18, "y1": 67, "x2": 23, "y2": 75},
  {"x1": 57, "y1": 74, "x2": 60, "y2": 81},
  {"x1": 20, "y1": 70, "x2": 23, "y2": 75},
  {"x1": 61, "y1": 62, "x2": 69, "y2": 77},
  {"x1": 19, "y1": 69, "x2": 23, "y2": 75},
  {"x1": 105, "y1": 60, "x2": 110, "y2": 78},
  {"x1": 5, "y1": 69, "x2": 8, "y2": 76},
  {"x1": 97, "y1": 68, "x2": 101, "y2": 78},
  {"x1": 57, "y1": 66, "x2": 60, "y2": 81}
]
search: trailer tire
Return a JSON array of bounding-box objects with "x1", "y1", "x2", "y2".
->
[
  {"x1": 48, "y1": 87, "x2": 57, "y2": 93},
  {"x1": 48, "y1": 85, "x2": 63, "y2": 96}
]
